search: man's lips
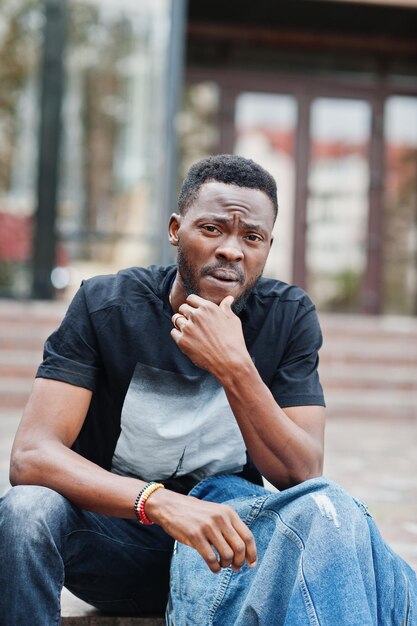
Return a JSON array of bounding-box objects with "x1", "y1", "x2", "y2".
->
[{"x1": 207, "y1": 269, "x2": 241, "y2": 282}]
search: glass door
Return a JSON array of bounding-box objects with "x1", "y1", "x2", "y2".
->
[
  {"x1": 183, "y1": 73, "x2": 417, "y2": 315},
  {"x1": 306, "y1": 98, "x2": 372, "y2": 311},
  {"x1": 383, "y1": 96, "x2": 417, "y2": 315}
]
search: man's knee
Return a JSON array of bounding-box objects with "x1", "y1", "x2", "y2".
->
[
  {"x1": 0, "y1": 485, "x2": 70, "y2": 541},
  {"x1": 265, "y1": 477, "x2": 371, "y2": 540},
  {"x1": 306, "y1": 477, "x2": 370, "y2": 521}
]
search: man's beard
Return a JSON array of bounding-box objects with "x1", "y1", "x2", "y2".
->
[{"x1": 176, "y1": 245, "x2": 263, "y2": 315}]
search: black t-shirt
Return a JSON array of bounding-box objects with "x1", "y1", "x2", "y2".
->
[{"x1": 37, "y1": 265, "x2": 325, "y2": 491}]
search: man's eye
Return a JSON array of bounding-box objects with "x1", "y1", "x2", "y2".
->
[
  {"x1": 246, "y1": 234, "x2": 262, "y2": 242},
  {"x1": 202, "y1": 225, "x2": 219, "y2": 233}
]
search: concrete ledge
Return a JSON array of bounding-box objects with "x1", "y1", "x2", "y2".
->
[
  {"x1": 61, "y1": 589, "x2": 165, "y2": 625},
  {"x1": 62, "y1": 618, "x2": 165, "y2": 625}
]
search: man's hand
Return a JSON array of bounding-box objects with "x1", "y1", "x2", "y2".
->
[
  {"x1": 145, "y1": 487, "x2": 257, "y2": 574},
  {"x1": 170, "y1": 293, "x2": 325, "y2": 491},
  {"x1": 170, "y1": 294, "x2": 250, "y2": 379}
]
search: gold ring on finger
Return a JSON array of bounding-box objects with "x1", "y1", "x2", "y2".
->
[{"x1": 172, "y1": 313, "x2": 186, "y2": 331}]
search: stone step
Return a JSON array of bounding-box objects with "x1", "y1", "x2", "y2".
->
[
  {"x1": 0, "y1": 351, "x2": 41, "y2": 379},
  {"x1": 320, "y1": 339, "x2": 417, "y2": 365},
  {"x1": 319, "y1": 363, "x2": 417, "y2": 389},
  {"x1": 61, "y1": 612, "x2": 164, "y2": 626},
  {"x1": 0, "y1": 300, "x2": 65, "y2": 350},
  {"x1": 0, "y1": 298, "x2": 67, "y2": 317},
  {"x1": 0, "y1": 350, "x2": 42, "y2": 365},
  {"x1": 320, "y1": 312, "x2": 417, "y2": 335},
  {"x1": 0, "y1": 379, "x2": 35, "y2": 394},
  {"x1": 326, "y1": 387, "x2": 417, "y2": 407},
  {"x1": 0, "y1": 395, "x2": 31, "y2": 410},
  {"x1": 0, "y1": 379, "x2": 34, "y2": 409},
  {"x1": 0, "y1": 313, "x2": 60, "y2": 324},
  {"x1": 0, "y1": 329, "x2": 56, "y2": 351},
  {"x1": 325, "y1": 388, "x2": 417, "y2": 420},
  {"x1": 325, "y1": 406, "x2": 416, "y2": 420},
  {"x1": 61, "y1": 589, "x2": 165, "y2": 626}
]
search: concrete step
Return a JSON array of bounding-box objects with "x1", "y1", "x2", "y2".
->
[
  {"x1": 319, "y1": 363, "x2": 417, "y2": 390},
  {"x1": 320, "y1": 342, "x2": 417, "y2": 366},
  {"x1": 0, "y1": 350, "x2": 42, "y2": 364},
  {"x1": 0, "y1": 351, "x2": 41, "y2": 380},
  {"x1": 62, "y1": 613, "x2": 165, "y2": 625},
  {"x1": 325, "y1": 389, "x2": 417, "y2": 420},
  {"x1": 61, "y1": 589, "x2": 165, "y2": 625},
  {"x1": 0, "y1": 298, "x2": 67, "y2": 318},
  {"x1": 0, "y1": 378, "x2": 35, "y2": 394},
  {"x1": 320, "y1": 312, "x2": 417, "y2": 335},
  {"x1": 0, "y1": 327, "x2": 58, "y2": 351}
]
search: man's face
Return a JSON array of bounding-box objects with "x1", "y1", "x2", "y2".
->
[{"x1": 169, "y1": 181, "x2": 275, "y2": 313}]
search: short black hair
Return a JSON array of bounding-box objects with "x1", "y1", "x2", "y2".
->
[{"x1": 178, "y1": 154, "x2": 278, "y2": 221}]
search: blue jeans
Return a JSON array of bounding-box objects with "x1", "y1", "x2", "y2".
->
[
  {"x1": 167, "y1": 475, "x2": 417, "y2": 625},
  {"x1": 0, "y1": 485, "x2": 174, "y2": 625},
  {"x1": 1, "y1": 477, "x2": 416, "y2": 625}
]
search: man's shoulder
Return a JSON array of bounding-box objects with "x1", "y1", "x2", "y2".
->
[
  {"x1": 80, "y1": 265, "x2": 176, "y2": 313},
  {"x1": 253, "y1": 276, "x2": 315, "y2": 311}
]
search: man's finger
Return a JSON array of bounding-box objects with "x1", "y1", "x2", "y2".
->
[
  {"x1": 206, "y1": 508, "x2": 257, "y2": 571},
  {"x1": 219, "y1": 295, "x2": 234, "y2": 315},
  {"x1": 177, "y1": 303, "x2": 196, "y2": 318},
  {"x1": 172, "y1": 313, "x2": 187, "y2": 331},
  {"x1": 170, "y1": 328, "x2": 181, "y2": 343},
  {"x1": 220, "y1": 530, "x2": 246, "y2": 571},
  {"x1": 231, "y1": 517, "x2": 258, "y2": 568},
  {"x1": 196, "y1": 540, "x2": 222, "y2": 574},
  {"x1": 206, "y1": 531, "x2": 235, "y2": 570},
  {"x1": 220, "y1": 522, "x2": 254, "y2": 571},
  {"x1": 186, "y1": 294, "x2": 207, "y2": 307}
]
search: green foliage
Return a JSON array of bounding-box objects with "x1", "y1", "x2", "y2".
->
[
  {"x1": 327, "y1": 269, "x2": 362, "y2": 312},
  {"x1": 0, "y1": 0, "x2": 42, "y2": 191}
]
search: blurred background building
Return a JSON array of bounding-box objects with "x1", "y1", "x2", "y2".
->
[{"x1": 0, "y1": 0, "x2": 416, "y2": 316}]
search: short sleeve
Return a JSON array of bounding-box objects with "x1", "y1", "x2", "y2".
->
[
  {"x1": 270, "y1": 303, "x2": 325, "y2": 408},
  {"x1": 36, "y1": 284, "x2": 101, "y2": 391}
]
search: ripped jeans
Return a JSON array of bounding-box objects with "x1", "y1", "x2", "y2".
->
[{"x1": 167, "y1": 475, "x2": 417, "y2": 625}]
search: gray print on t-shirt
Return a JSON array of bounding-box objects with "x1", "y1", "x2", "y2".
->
[{"x1": 111, "y1": 362, "x2": 247, "y2": 482}]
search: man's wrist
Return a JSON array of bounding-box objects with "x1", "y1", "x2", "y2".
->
[
  {"x1": 215, "y1": 353, "x2": 257, "y2": 389},
  {"x1": 134, "y1": 482, "x2": 165, "y2": 524},
  {"x1": 144, "y1": 485, "x2": 180, "y2": 525}
]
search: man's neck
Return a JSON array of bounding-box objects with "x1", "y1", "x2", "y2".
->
[{"x1": 168, "y1": 274, "x2": 186, "y2": 313}]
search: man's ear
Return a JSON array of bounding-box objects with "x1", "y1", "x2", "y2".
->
[{"x1": 168, "y1": 213, "x2": 181, "y2": 247}]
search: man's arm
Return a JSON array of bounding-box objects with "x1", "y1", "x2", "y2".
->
[
  {"x1": 171, "y1": 294, "x2": 325, "y2": 490},
  {"x1": 10, "y1": 378, "x2": 257, "y2": 573}
]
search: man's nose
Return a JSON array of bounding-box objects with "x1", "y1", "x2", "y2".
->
[{"x1": 215, "y1": 238, "x2": 244, "y2": 262}]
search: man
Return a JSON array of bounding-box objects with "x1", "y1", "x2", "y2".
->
[{"x1": 1, "y1": 155, "x2": 416, "y2": 625}]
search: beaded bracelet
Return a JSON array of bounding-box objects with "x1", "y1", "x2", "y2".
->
[
  {"x1": 133, "y1": 483, "x2": 151, "y2": 523},
  {"x1": 134, "y1": 482, "x2": 164, "y2": 525}
]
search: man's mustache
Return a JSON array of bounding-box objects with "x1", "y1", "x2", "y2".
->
[{"x1": 201, "y1": 262, "x2": 245, "y2": 284}]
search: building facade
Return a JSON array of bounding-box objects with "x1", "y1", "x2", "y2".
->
[{"x1": 0, "y1": 0, "x2": 416, "y2": 314}]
